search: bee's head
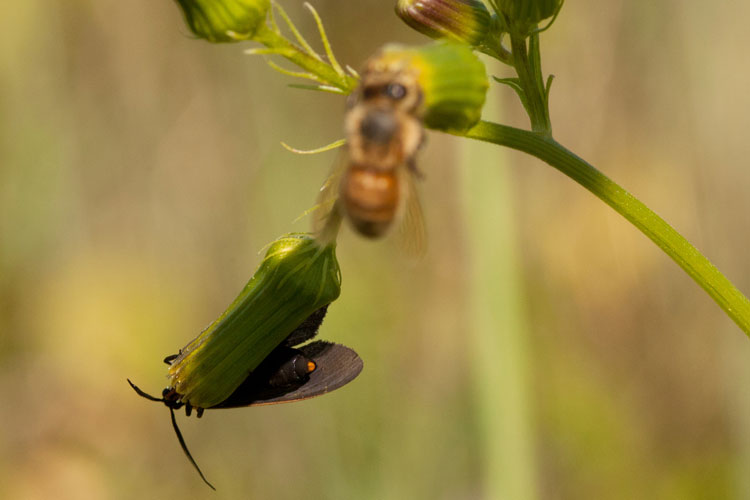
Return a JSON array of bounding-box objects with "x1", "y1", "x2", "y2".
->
[
  {"x1": 349, "y1": 69, "x2": 423, "y2": 115},
  {"x1": 358, "y1": 108, "x2": 399, "y2": 144}
]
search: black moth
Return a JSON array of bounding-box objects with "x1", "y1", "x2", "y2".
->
[{"x1": 128, "y1": 305, "x2": 363, "y2": 489}]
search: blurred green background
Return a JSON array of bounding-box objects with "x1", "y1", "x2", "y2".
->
[{"x1": 2, "y1": 1, "x2": 749, "y2": 499}]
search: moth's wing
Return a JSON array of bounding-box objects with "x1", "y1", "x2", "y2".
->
[
  {"x1": 252, "y1": 341, "x2": 363, "y2": 405},
  {"x1": 214, "y1": 341, "x2": 363, "y2": 408},
  {"x1": 283, "y1": 305, "x2": 329, "y2": 347},
  {"x1": 311, "y1": 150, "x2": 348, "y2": 237},
  {"x1": 394, "y1": 163, "x2": 427, "y2": 259}
]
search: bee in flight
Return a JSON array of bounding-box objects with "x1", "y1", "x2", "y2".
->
[{"x1": 315, "y1": 59, "x2": 427, "y2": 253}]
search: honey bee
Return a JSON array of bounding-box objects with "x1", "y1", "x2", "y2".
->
[{"x1": 315, "y1": 60, "x2": 427, "y2": 253}]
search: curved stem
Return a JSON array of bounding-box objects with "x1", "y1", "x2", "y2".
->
[{"x1": 456, "y1": 120, "x2": 750, "y2": 338}]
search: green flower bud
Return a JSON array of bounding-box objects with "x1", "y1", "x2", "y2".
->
[
  {"x1": 395, "y1": 0, "x2": 492, "y2": 47},
  {"x1": 167, "y1": 233, "x2": 341, "y2": 409},
  {"x1": 173, "y1": 0, "x2": 270, "y2": 43},
  {"x1": 490, "y1": 0, "x2": 560, "y2": 31},
  {"x1": 365, "y1": 42, "x2": 488, "y2": 132}
]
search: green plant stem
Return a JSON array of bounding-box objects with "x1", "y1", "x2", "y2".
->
[
  {"x1": 254, "y1": 24, "x2": 358, "y2": 93},
  {"x1": 456, "y1": 120, "x2": 750, "y2": 338},
  {"x1": 510, "y1": 34, "x2": 551, "y2": 133},
  {"x1": 478, "y1": 34, "x2": 514, "y2": 65}
]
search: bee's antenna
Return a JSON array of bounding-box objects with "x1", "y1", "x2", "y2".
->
[{"x1": 169, "y1": 407, "x2": 216, "y2": 491}]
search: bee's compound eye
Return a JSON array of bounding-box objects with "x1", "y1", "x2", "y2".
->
[
  {"x1": 362, "y1": 85, "x2": 380, "y2": 100},
  {"x1": 386, "y1": 83, "x2": 407, "y2": 100}
]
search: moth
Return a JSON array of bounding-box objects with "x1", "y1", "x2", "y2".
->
[{"x1": 128, "y1": 306, "x2": 363, "y2": 489}]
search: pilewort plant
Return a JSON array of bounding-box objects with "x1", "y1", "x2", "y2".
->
[{"x1": 130, "y1": 0, "x2": 750, "y2": 489}]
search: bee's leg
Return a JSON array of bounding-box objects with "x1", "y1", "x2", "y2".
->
[
  {"x1": 418, "y1": 128, "x2": 427, "y2": 150},
  {"x1": 407, "y1": 157, "x2": 425, "y2": 180}
]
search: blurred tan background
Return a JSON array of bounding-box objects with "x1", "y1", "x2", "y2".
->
[{"x1": 1, "y1": 1, "x2": 749, "y2": 499}]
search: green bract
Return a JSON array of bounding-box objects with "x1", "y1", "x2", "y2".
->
[
  {"x1": 167, "y1": 233, "x2": 341, "y2": 409},
  {"x1": 366, "y1": 42, "x2": 488, "y2": 132},
  {"x1": 395, "y1": 0, "x2": 492, "y2": 47},
  {"x1": 174, "y1": 0, "x2": 270, "y2": 43},
  {"x1": 490, "y1": 0, "x2": 560, "y2": 33}
]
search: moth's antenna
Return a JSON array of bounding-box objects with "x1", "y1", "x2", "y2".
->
[
  {"x1": 127, "y1": 379, "x2": 163, "y2": 402},
  {"x1": 170, "y1": 407, "x2": 216, "y2": 491},
  {"x1": 127, "y1": 379, "x2": 216, "y2": 490}
]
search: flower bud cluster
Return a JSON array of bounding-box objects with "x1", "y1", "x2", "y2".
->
[
  {"x1": 398, "y1": 0, "x2": 561, "y2": 41},
  {"x1": 173, "y1": 0, "x2": 270, "y2": 43},
  {"x1": 396, "y1": 0, "x2": 492, "y2": 47},
  {"x1": 490, "y1": 0, "x2": 561, "y2": 33}
]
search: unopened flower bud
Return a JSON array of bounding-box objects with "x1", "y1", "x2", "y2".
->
[
  {"x1": 173, "y1": 0, "x2": 270, "y2": 43},
  {"x1": 490, "y1": 0, "x2": 560, "y2": 33},
  {"x1": 363, "y1": 42, "x2": 488, "y2": 132},
  {"x1": 395, "y1": 0, "x2": 492, "y2": 47},
  {"x1": 167, "y1": 233, "x2": 341, "y2": 409}
]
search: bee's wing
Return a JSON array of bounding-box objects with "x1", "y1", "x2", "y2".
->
[
  {"x1": 213, "y1": 341, "x2": 363, "y2": 408},
  {"x1": 395, "y1": 163, "x2": 427, "y2": 258},
  {"x1": 311, "y1": 150, "x2": 348, "y2": 237}
]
